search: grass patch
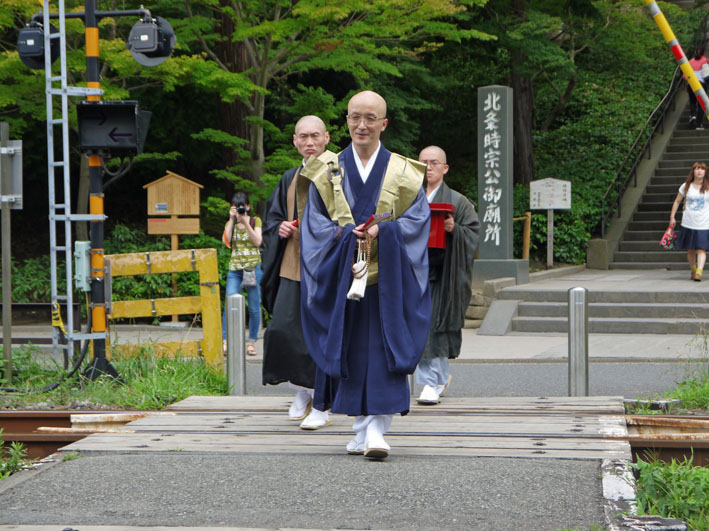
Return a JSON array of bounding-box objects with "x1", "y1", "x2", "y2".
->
[
  {"x1": 633, "y1": 455, "x2": 709, "y2": 530},
  {"x1": 1, "y1": 344, "x2": 228, "y2": 410},
  {"x1": 666, "y1": 378, "x2": 709, "y2": 411},
  {"x1": 0, "y1": 430, "x2": 29, "y2": 480}
]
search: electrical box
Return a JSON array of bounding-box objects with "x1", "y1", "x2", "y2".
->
[
  {"x1": 16, "y1": 23, "x2": 59, "y2": 70},
  {"x1": 128, "y1": 21, "x2": 159, "y2": 53},
  {"x1": 17, "y1": 27, "x2": 44, "y2": 57},
  {"x1": 77, "y1": 100, "x2": 151, "y2": 156},
  {"x1": 74, "y1": 241, "x2": 91, "y2": 292}
]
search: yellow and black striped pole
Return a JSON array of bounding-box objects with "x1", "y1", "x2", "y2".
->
[
  {"x1": 84, "y1": 0, "x2": 115, "y2": 377},
  {"x1": 646, "y1": 0, "x2": 709, "y2": 118}
]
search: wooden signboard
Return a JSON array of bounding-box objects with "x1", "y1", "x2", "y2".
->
[
  {"x1": 529, "y1": 178, "x2": 572, "y2": 268},
  {"x1": 147, "y1": 217, "x2": 200, "y2": 235},
  {"x1": 144, "y1": 170, "x2": 203, "y2": 218},
  {"x1": 144, "y1": 171, "x2": 204, "y2": 322}
]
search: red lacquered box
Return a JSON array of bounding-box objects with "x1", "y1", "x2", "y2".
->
[{"x1": 428, "y1": 202, "x2": 456, "y2": 248}]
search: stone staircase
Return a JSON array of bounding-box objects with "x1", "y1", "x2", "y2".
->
[
  {"x1": 611, "y1": 109, "x2": 709, "y2": 269},
  {"x1": 497, "y1": 287, "x2": 709, "y2": 334},
  {"x1": 481, "y1": 104, "x2": 709, "y2": 335}
]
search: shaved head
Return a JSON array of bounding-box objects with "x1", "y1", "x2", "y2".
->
[
  {"x1": 348, "y1": 90, "x2": 387, "y2": 117},
  {"x1": 294, "y1": 115, "x2": 327, "y2": 135},
  {"x1": 419, "y1": 145, "x2": 447, "y2": 164},
  {"x1": 419, "y1": 145, "x2": 449, "y2": 192},
  {"x1": 347, "y1": 90, "x2": 388, "y2": 156}
]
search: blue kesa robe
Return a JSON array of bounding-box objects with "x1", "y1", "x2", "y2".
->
[{"x1": 300, "y1": 144, "x2": 431, "y2": 416}]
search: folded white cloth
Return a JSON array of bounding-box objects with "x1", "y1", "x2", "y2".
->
[{"x1": 347, "y1": 259, "x2": 368, "y2": 300}]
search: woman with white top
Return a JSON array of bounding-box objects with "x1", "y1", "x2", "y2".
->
[{"x1": 670, "y1": 161, "x2": 709, "y2": 281}]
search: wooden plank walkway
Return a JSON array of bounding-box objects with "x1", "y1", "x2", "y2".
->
[{"x1": 59, "y1": 396, "x2": 631, "y2": 460}]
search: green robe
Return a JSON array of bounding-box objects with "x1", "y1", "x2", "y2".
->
[{"x1": 421, "y1": 182, "x2": 480, "y2": 361}]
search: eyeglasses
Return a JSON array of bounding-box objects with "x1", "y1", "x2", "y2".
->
[
  {"x1": 346, "y1": 114, "x2": 386, "y2": 126},
  {"x1": 421, "y1": 160, "x2": 443, "y2": 167}
]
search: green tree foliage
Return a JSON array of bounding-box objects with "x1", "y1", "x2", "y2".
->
[
  {"x1": 179, "y1": 0, "x2": 493, "y2": 199},
  {"x1": 0, "y1": 0, "x2": 704, "y2": 269},
  {"x1": 415, "y1": 0, "x2": 699, "y2": 263}
]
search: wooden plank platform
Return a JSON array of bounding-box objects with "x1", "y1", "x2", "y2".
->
[{"x1": 59, "y1": 396, "x2": 631, "y2": 460}]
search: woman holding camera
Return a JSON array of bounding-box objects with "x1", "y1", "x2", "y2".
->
[{"x1": 222, "y1": 191, "x2": 263, "y2": 354}]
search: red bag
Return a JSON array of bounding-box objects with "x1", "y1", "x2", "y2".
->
[{"x1": 659, "y1": 226, "x2": 677, "y2": 250}]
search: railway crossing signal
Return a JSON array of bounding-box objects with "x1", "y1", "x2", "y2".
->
[
  {"x1": 77, "y1": 101, "x2": 152, "y2": 156},
  {"x1": 126, "y1": 16, "x2": 176, "y2": 66},
  {"x1": 16, "y1": 21, "x2": 59, "y2": 70},
  {"x1": 15, "y1": 2, "x2": 176, "y2": 380}
]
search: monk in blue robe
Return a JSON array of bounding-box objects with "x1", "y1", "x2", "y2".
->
[{"x1": 299, "y1": 91, "x2": 431, "y2": 459}]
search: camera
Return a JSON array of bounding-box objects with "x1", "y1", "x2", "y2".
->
[{"x1": 236, "y1": 205, "x2": 247, "y2": 215}]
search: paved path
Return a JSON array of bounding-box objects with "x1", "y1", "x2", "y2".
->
[
  {"x1": 0, "y1": 267, "x2": 703, "y2": 530},
  {"x1": 0, "y1": 397, "x2": 633, "y2": 531}
]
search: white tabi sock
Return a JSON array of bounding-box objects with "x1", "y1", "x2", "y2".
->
[{"x1": 365, "y1": 414, "x2": 392, "y2": 451}]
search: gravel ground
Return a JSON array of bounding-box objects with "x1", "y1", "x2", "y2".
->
[{"x1": 0, "y1": 453, "x2": 606, "y2": 530}]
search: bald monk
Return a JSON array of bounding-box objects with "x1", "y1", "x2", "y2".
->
[
  {"x1": 261, "y1": 115, "x2": 332, "y2": 429},
  {"x1": 299, "y1": 91, "x2": 431, "y2": 458},
  {"x1": 415, "y1": 145, "x2": 480, "y2": 405}
]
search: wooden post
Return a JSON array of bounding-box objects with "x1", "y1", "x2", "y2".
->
[
  {"x1": 171, "y1": 217, "x2": 178, "y2": 322},
  {"x1": 523, "y1": 211, "x2": 531, "y2": 260}
]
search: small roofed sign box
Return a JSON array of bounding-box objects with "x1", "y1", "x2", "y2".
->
[
  {"x1": 144, "y1": 171, "x2": 203, "y2": 235},
  {"x1": 144, "y1": 171, "x2": 203, "y2": 216},
  {"x1": 530, "y1": 178, "x2": 571, "y2": 210}
]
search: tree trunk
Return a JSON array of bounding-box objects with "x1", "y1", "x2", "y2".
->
[
  {"x1": 541, "y1": 76, "x2": 577, "y2": 132},
  {"x1": 510, "y1": 51, "x2": 535, "y2": 186},
  {"x1": 251, "y1": 90, "x2": 266, "y2": 181},
  {"x1": 217, "y1": 4, "x2": 251, "y2": 199}
]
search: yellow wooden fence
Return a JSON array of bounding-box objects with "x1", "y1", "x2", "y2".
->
[{"x1": 105, "y1": 248, "x2": 222, "y2": 367}]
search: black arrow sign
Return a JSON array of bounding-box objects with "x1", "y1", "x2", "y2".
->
[
  {"x1": 85, "y1": 110, "x2": 107, "y2": 125},
  {"x1": 108, "y1": 128, "x2": 133, "y2": 142}
]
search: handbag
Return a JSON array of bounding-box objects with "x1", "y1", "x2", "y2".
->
[
  {"x1": 701, "y1": 63, "x2": 709, "y2": 81},
  {"x1": 242, "y1": 268, "x2": 257, "y2": 287},
  {"x1": 659, "y1": 226, "x2": 677, "y2": 250}
]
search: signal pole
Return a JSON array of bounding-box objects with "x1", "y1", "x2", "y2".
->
[
  {"x1": 83, "y1": 0, "x2": 115, "y2": 377},
  {"x1": 18, "y1": 1, "x2": 175, "y2": 379}
]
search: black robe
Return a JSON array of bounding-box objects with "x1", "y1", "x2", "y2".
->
[
  {"x1": 260, "y1": 166, "x2": 298, "y2": 315},
  {"x1": 260, "y1": 166, "x2": 316, "y2": 388},
  {"x1": 421, "y1": 182, "x2": 480, "y2": 361}
]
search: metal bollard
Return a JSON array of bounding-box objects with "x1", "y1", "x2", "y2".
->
[
  {"x1": 226, "y1": 293, "x2": 246, "y2": 395},
  {"x1": 568, "y1": 287, "x2": 589, "y2": 397}
]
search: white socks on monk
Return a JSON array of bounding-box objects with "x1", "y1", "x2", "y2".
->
[{"x1": 347, "y1": 414, "x2": 393, "y2": 458}]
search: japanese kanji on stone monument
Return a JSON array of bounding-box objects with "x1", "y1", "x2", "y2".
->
[{"x1": 474, "y1": 85, "x2": 529, "y2": 284}]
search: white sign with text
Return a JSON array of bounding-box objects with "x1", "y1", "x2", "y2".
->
[{"x1": 530, "y1": 178, "x2": 571, "y2": 210}]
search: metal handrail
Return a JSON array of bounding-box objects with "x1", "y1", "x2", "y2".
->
[
  {"x1": 599, "y1": 65, "x2": 682, "y2": 238},
  {"x1": 599, "y1": 13, "x2": 709, "y2": 238}
]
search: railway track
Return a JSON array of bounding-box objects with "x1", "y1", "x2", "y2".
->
[
  {"x1": 0, "y1": 410, "x2": 150, "y2": 459},
  {"x1": 2, "y1": 408, "x2": 709, "y2": 464}
]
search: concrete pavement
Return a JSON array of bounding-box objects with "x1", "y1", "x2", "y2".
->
[{"x1": 0, "y1": 266, "x2": 704, "y2": 530}]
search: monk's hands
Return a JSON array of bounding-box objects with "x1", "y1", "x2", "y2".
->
[
  {"x1": 444, "y1": 214, "x2": 454, "y2": 233},
  {"x1": 353, "y1": 223, "x2": 379, "y2": 240},
  {"x1": 279, "y1": 220, "x2": 298, "y2": 239}
]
